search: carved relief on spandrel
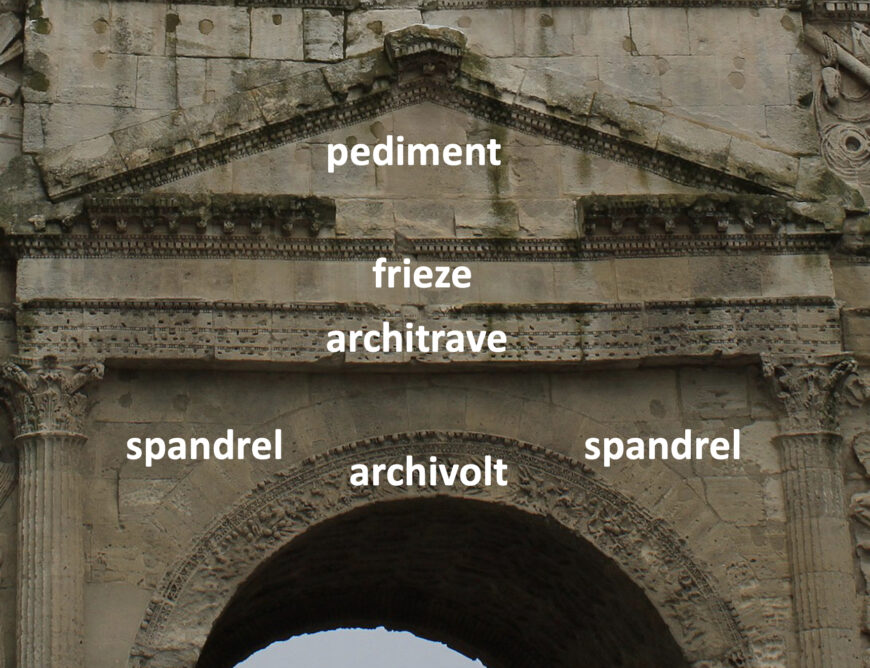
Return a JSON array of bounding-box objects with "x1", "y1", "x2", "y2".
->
[{"x1": 806, "y1": 22, "x2": 870, "y2": 183}]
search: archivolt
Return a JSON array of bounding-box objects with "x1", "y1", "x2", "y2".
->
[{"x1": 129, "y1": 431, "x2": 754, "y2": 667}]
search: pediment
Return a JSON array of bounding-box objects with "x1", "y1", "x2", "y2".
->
[{"x1": 35, "y1": 25, "x2": 826, "y2": 208}]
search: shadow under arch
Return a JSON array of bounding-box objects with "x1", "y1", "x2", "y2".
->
[{"x1": 129, "y1": 431, "x2": 754, "y2": 668}]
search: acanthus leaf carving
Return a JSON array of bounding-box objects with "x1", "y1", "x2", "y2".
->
[
  {"x1": 0, "y1": 357, "x2": 104, "y2": 437},
  {"x1": 761, "y1": 354, "x2": 866, "y2": 432}
]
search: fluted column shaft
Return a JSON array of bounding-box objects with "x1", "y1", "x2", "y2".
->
[
  {"x1": 764, "y1": 355, "x2": 865, "y2": 668},
  {"x1": 16, "y1": 432, "x2": 86, "y2": 668},
  {"x1": 0, "y1": 359, "x2": 103, "y2": 668}
]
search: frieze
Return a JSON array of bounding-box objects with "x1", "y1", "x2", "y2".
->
[
  {"x1": 15, "y1": 297, "x2": 844, "y2": 365},
  {"x1": 129, "y1": 431, "x2": 753, "y2": 667}
]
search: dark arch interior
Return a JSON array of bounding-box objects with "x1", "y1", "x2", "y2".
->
[{"x1": 197, "y1": 497, "x2": 690, "y2": 668}]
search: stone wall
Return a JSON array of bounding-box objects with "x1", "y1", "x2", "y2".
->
[{"x1": 0, "y1": 0, "x2": 867, "y2": 667}]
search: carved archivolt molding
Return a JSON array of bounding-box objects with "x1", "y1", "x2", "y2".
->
[
  {"x1": 0, "y1": 357, "x2": 104, "y2": 437},
  {"x1": 129, "y1": 431, "x2": 753, "y2": 667}
]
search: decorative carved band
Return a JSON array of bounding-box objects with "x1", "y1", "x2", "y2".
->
[
  {"x1": 4, "y1": 233, "x2": 841, "y2": 261},
  {"x1": 16, "y1": 297, "x2": 843, "y2": 365},
  {"x1": 131, "y1": 431, "x2": 752, "y2": 667},
  {"x1": 76, "y1": 193, "x2": 337, "y2": 237},
  {"x1": 578, "y1": 194, "x2": 826, "y2": 235}
]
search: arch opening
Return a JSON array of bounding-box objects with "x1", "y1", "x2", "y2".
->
[{"x1": 197, "y1": 497, "x2": 690, "y2": 668}]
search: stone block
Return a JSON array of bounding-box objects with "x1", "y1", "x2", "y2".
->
[
  {"x1": 393, "y1": 199, "x2": 455, "y2": 237},
  {"x1": 571, "y1": 8, "x2": 631, "y2": 57},
  {"x1": 659, "y1": 55, "x2": 722, "y2": 107},
  {"x1": 505, "y1": 145, "x2": 562, "y2": 198},
  {"x1": 726, "y1": 136, "x2": 799, "y2": 189},
  {"x1": 176, "y1": 57, "x2": 206, "y2": 107},
  {"x1": 346, "y1": 10, "x2": 423, "y2": 58},
  {"x1": 252, "y1": 69, "x2": 334, "y2": 124},
  {"x1": 553, "y1": 261, "x2": 617, "y2": 302},
  {"x1": 679, "y1": 367, "x2": 750, "y2": 420},
  {"x1": 251, "y1": 8, "x2": 304, "y2": 61},
  {"x1": 588, "y1": 93, "x2": 663, "y2": 148},
  {"x1": 628, "y1": 8, "x2": 690, "y2": 55},
  {"x1": 37, "y1": 133, "x2": 126, "y2": 198},
  {"x1": 688, "y1": 8, "x2": 800, "y2": 56},
  {"x1": 560, "y1": 150, "x2": 698, "y2": 196},
  {"x1": 518, "y1": 67, "x2": 595, "y2": 121},
  {"x1": 303, "y1": 10, "x2": 344, "y2": 62},
  {"x1": 614, "y1": 257, "x2": 691, "y2": 301},
  {"x1": 420, "y1": 10, "x2": 515, "y2": 57},
  {"x1": 40, "y1": 103, "x2": 162, "y2": 151},
  {"x1": 230, "y1": 144, "x2": 311, "y2": 195},
  {"x1": 310, "y1": 144, "x2": 377, "y2": 196},
  {"x1": 184, "y1": 90, "x2": 265, "y2": 148},
  {"x1": 206, "y1": 58, "x2": 320, "y2": 102},
  {"x1": 335, "y1": 199, "x2": 394, "y2": 238},
  {"x1": 517, "y1": 199, "x2": 575, "y2": 237},
  {"x1": 657, "y1": 114, "x2": 731, "y2": 170},
  {"x1": 767, "y1": 105, "x2": 817, "y2": 157},
  {"x1": 111, "y1": 110, "x2": 190, "y2": 169},
  {"x1": 28, "y1": 0, "x2": 110, "y2": 53},
  {"x1": 22, "y1": 103, "x2": 43, "y2": 153},
  {"x1": 687, "y1": 256, "x2": 763, "y2": 298},
  {"x1": 174, "y1": 5, "x2": 250, "y2": 58},
  {"x1": 704, "y1": 476, "x2": 765, "y2": 524},
  {"x1": 109, "y1": 0, "x2": 167, "y2": 55},
  {"x1": 513, "y1": 8, "x2": 574, "y2": 57},
  {"x1": 453, "y1": 200, "x2": 519, "y2": 238},
  {"x1": 135, "y1": 56, "x2": 177, "y2": 110},
  {"x1": 719, "y1": 54, "x2": 791, "y2": 107},
  {"x1": 598, "y1": 55, "x2": 661, "y2": 103},
  {"x1": 53, "y1": 50, "x2": 138, "y2": 107}
]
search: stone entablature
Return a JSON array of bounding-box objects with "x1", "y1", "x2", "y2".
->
[{"x1": 14, "y1": 297, "x2": 845, "y2": 365}]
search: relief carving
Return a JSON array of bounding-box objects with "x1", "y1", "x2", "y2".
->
[
  {"x1": 0, "y1": 357, "x2": 104, "y2": 437},
  {"x1": 130, "y1": 431, "x2": 753, "y2": 668},
  {"x1": 806, "y1": 23, "x2": 870, "y2": 183},
  {"x1": 761, "y1": 354, "x2": 865, "y2": 432}
]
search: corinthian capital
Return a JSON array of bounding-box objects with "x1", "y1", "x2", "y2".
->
[
  {"x1": 0, "y1": 356, "x2": 104, "y2": 437},
  {"x1": 761, "y1": 354, "x2": 866, "y2": 433}
]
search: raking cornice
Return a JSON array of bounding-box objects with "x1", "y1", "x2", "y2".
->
[{"x1": 35, "y1": 25, "x2": 843, "y2": 206}]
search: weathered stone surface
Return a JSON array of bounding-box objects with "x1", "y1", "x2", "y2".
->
[
  {"x1": 303, "y1": 10, "x2": 344, "y2": 63},
  {"x1": 3, "y1": 8, "x2": 870, "y2": 668},
  {"x1": 251, "y1": 9, "x2": 304, "y2": 61},
  {"x1": 173, "y1": 5, "x2": 250, "y2": 59}
]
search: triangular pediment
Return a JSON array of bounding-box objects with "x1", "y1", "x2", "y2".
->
[{"x1": 36, "y1": 25, "x2": 823, "y2": 207}]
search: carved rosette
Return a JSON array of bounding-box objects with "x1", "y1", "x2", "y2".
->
[{"x1": 0, "y1": 357, "x2": 104, "y2": 437}]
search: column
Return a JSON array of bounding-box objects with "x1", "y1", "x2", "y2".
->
[
  {"x1": 0, "y1": 357, "x2": 103, "y2": 668},
  {"x1": 762, "y1": 354, "x2": 865, "y2": 668}
]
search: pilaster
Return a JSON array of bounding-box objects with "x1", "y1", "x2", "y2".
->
[
  {"x1": 0, "y1": 357, "x2": 103, "y2": 668},
  {"x1": 762, "y1": 354, "x2": 865, "y2": 668}
]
